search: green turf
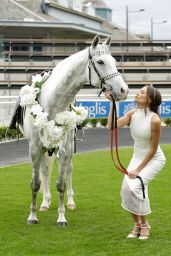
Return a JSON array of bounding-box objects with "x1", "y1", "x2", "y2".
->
[{"x1": 0, "y1": 145, "x2": 170, "y2": 256}]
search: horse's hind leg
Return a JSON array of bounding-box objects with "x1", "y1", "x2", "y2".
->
[{"x1": 27, "y1": 146, "x2": 43, "y2": 224}]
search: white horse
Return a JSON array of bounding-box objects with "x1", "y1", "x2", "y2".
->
[{"x1": 22, "y1": 35, "x2": 128, "y2": 225}]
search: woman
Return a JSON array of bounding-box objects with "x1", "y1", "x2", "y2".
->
[{"x1": 105, "y1": 85, "x2": 166, "y2": 240}]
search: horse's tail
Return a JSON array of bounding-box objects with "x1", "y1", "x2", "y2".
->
[{"x1": 39, "y1": 152, "x2": 54, "y2": 193}]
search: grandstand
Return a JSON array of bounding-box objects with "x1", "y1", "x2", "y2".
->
[{"x1": 0, "y1": 0, "x2": 170, "y2": 105}]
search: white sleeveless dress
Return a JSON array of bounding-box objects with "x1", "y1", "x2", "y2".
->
[{"x1": 121, "y1": 108, "x2": 166, "y2": 215}]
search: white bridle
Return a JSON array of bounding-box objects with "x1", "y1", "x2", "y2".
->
[{"x1": 88, "y1": 47, "x2": 121, "y2": 98}]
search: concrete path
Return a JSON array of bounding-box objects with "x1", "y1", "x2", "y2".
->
[{"x1": 0, "y1": 127, "x2": 170, "y2": 167}]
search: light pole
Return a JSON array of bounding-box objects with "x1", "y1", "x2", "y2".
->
[
  {"x1": 126, "y1": 5, "x2": 145, "y2": 51},
  {"x1": 151, "y1": 17, "x2": 167, "y2": 51}
]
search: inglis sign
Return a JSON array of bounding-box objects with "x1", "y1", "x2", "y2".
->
[
  {"x1": 76, "y1": 100, "x2": 110, "y2": 118},
  {"x1": 119, "y1": 101, "x2": 171, "y2": 118},
  {"x1": 76, "y1": 100, "x2": 171, "y2": 118}
]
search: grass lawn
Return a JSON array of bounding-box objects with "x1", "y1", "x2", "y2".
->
[{"x1": 0, "y1": 145, "x2": 171, "y2": 256}]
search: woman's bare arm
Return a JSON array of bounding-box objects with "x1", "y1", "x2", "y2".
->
[{"x1": 107, "y1": 101, "x2": 136, "y2": 129}]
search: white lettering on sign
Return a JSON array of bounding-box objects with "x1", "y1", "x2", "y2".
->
[
  {"x1": 78, "y1": 102, "x2": 108, "y2": 118},
  {"x1": 160, "y1": 102, "x2": 171, "y2": 115}
]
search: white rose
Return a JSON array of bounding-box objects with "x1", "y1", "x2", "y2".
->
[
  {"x1": 32, "y1": 74, "x2": 42, "y2": 84},
  {"x1": 30, "y1": 105, "x2": 43, "y2": 116}
]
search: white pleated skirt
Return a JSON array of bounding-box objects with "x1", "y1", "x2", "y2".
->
[
  {"x1": 121, "y1": 178, "x2": 151, "y2": 215},
  {"x1": 121, "y1": 146, "x2": 166, "y2": 215}
]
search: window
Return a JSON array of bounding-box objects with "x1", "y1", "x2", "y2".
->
[{"x1": 11, "y1": 44, "x2": 29, "y2": 51}]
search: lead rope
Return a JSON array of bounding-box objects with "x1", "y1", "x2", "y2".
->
[
  {"x1": 110, "y1": 100, "x2": 145, "y2": 199},
  {"x1": 110, "y1": 101, "x2": 128, "y2": 175}
]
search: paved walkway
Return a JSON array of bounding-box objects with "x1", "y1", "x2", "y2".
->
[{"x1": 0, "y1": 127, "x2": 170, "y2": 167}]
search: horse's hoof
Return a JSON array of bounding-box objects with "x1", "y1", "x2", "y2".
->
[
  {"x1": 57, "y1": 222, "x2": 67, "y2": 227},
  {"x1": 67, "y1": 204, "x2": 76, "y2": 210},
  {"x1": 39, "y1": 206, "x2": 49, "y2": 212},
  {"x1": 27, "y1": 219, "x2": 38, "y2": 224}
]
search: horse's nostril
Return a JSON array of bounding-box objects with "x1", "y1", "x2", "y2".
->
[{"x1": 121, "y1": 88, "x2": 125, "y2": 94}]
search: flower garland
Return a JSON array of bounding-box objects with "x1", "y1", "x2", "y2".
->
[{"x1": 20, "y1": 72, "x2": 88, "y2": 150}]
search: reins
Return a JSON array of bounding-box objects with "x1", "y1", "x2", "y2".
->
[
  {"x1": 110, "y1": 99, "x2": 145, "y2": 199},
  {"x1": 110, "y1": 100, "x2": 128, "y2": 175}
]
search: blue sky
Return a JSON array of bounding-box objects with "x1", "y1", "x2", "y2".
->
[{"x1": 107, "y1": 0, "x2": 171, "y2": 40}]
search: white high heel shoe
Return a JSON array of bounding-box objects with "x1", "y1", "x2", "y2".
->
[
  {"x1": 139, "y1": 224, "x2": 151, "y2": 240},
  {"x1": 127, "y1": 223, "x2": 141, "y2": 238}
]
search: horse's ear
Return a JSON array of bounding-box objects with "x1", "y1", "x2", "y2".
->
[
  {"x1": 91, "y1": 35, "x2": 100, "y2": 48},
  {"x1": 103, "y1": 36, "x2": 112, "y2": 47}
]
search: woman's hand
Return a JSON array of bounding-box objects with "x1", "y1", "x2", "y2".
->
[
  {"x1": 128, "y1": 170, "x2": 140, "y2": 179},
  {"x1": 104, "y1": 90, "x2": 113, "y2": 101}
]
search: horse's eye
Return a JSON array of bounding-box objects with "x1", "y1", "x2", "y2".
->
[{"x1": 97, "y1": 60, "x2": 104, "y2": 65}]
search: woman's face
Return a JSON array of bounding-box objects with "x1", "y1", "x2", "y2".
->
[{"x1": 135, "y1": 87, "x2": 149, "y2": 106}]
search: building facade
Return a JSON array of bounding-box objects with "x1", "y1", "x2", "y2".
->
[{"x1": 0, "y1": 0, "x2": 171, "y2": 97}]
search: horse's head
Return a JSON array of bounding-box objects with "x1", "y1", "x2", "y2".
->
[{"x1": 88, "y1": 35, "x2": 129, "y2": 101}]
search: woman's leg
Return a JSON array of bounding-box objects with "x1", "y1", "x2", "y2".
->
[
  {"x1": 140, "y1": 215, "x2": 147, "y2": 224},
  {"x1": 139, "y1": 215, "x2": 150, "y2": 240},
  {"x1": 127, "y1": 213, "x2": 141, "y2": 238},
  {"x1": 131, "y1": 213, "x2": 140, "y2": 224}
]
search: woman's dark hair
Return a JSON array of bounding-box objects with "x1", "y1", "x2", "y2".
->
[{"x1": 145, "y1": 85, "x2": 162, "y2": 115}]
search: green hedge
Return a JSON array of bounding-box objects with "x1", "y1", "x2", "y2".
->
[
  {"x1": 84, "y1": 118, "x2": 108, "y2": 127},
  {"x1": 0, "y1": 127, "x2": 23, "y2": 142},
  {"x1": 163, "y1": 118, "x2": 171, "y2": 126},
  {"x1": 0, "y1": 118, "x2": 108, "y2": 141}
]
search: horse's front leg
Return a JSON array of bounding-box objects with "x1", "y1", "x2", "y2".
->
[
  {"x1": 65, "y1": 130, "x2": 76, "y2": 210},
  {"x1": 27, "y1": 144, "x2": 43, "y2": 224},
  {"x1": 56, "y1": 154, "x2": 68, "y2": 226},
  {"x1": 39, "y1": 153, "x2": 53, "y2": 212},
  {"x1": 67, "y1": 160, "x2": 76, "y2": 210}
]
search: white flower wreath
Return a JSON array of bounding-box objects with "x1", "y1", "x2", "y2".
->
[{"x1": 19, "y1": 72, "x2": 88, "y2": 150}]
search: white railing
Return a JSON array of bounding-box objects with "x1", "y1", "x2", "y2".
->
[
  {"x1": 0, "y1": 96, "x2": 17, "y2": 126},
  {"x1": 1, "y1": 94, "x2": 171, "y2": 126}
]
